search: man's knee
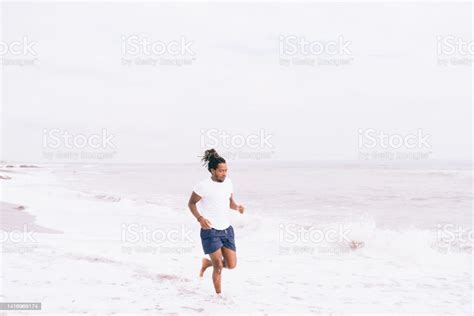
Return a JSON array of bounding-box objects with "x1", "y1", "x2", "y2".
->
[
  {"x1": 212, "y1": 260, "x2": 224, "y2": 272},
  {"x1": 227, "y1": 261, "x2": 237, "y2": 269}
]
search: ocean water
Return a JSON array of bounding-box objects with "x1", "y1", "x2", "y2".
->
[
  {"x1": 0, "y1": 161, "x2": 472, "y2": 314},
  {"x1": 50, "y1": 161, "x2": 472, "y2": 231}
]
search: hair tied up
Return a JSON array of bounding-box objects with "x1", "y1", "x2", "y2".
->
[{"x1": 201, "y1": 148, "x2": 226, "y2": 171}]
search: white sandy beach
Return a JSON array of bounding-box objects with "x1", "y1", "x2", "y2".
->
[{"x1": 0, "y1": 162, "x2": 471, "y2": 314}]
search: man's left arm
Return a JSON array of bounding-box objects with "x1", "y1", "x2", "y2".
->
[{"x1": 229, "y1": 193, "x2": 245, "y2": 214}]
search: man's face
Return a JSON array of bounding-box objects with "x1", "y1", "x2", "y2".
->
[{"x1": 211, "y1": 163, "x2": 227, "y2": 182}]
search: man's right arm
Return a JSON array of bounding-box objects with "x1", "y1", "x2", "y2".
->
[{"x1": 188, "y1": 192, "x2": 212, "y2": 229}]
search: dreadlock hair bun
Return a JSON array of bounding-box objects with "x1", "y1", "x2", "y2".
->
[{"x1": 201, "y1": 149, "x2": 226, "y2": 172}]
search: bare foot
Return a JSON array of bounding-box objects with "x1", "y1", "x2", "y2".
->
[
  {"x1": 199, "y1": 257, "x2": 212, "y2": 277},
  {"x1": 349, "y1": 240, "x2": 365, "y2": 250}
]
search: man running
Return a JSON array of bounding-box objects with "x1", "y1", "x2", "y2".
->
[{"x1": 188, "y1": 149, "x2": 245, "y2": 294}]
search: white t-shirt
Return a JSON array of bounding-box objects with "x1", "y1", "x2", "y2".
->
[{"x1": 193, "y1": 177, "x2": 233, "y2": 230}]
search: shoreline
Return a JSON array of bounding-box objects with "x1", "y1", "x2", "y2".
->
[{"x1": 0, "y1": 201, "x2": 63, "y2": 234}]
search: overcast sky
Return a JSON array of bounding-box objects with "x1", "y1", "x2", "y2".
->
[{"x1": 1, "y1": 2, "x2": 471, "y2": 163}]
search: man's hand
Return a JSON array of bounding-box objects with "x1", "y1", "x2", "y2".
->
[
  {"x1": 198, "y1": 216, "x2": 213, "y2": 229},
  {"x1": 230, "y1": 194, "x2": 245, "y2": 214}
]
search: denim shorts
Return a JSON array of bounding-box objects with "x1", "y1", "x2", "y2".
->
[{"x1": 200, "y1": 225, "x2": 236, "y2": 255}]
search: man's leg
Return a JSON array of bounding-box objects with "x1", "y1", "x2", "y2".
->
[
  {"x1": 208, "y1": 248, "x2": 224, "y2": 294},
  {"x1": 221, "y1": 246, "x2": 237, "y2": 269},
  {"x1": 199, "y1": 257, "x2": 212, "y2": 277},
  {"x1": 200, "y1": 246, "x2": 236, "y2": 277}
]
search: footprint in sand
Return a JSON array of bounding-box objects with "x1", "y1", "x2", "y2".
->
[
  {"x1": 204, "y1": 294, "x2": 236, "y2": 304},
  {"x1": 245, "y1": 280, "x2": 261, "y2": 286},
  {"x1": 182, "y1": 306, "x2": 205, "y2": 313}
]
